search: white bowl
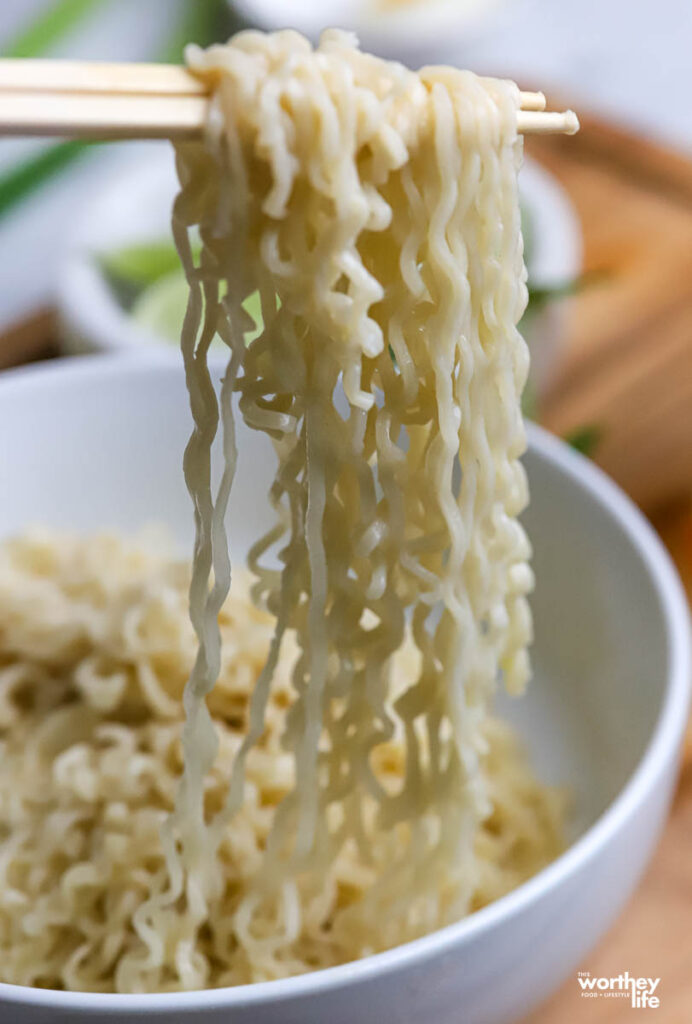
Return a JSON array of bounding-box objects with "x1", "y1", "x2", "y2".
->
[
  {"x1": 0, "y1": 358, "x2": 688, "y2": 1023},
  {"x1": 56, "y1": 148, "x2": 580, "y2": 396}
]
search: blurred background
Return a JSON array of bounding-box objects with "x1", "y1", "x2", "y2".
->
[{"x1": 0, "y1": 4, "x2": 690, "y2": 1019}]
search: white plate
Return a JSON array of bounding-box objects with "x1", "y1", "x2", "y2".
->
[{"x1": 0, "y1": 357, "x2": 688, "y2": 1023}]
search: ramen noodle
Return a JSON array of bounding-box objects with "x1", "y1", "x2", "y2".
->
[
  {"x1": 0, "y1": 25, "x2": 559, "y2": 995},
  {"x1": 0, "y1": 532, "x2": 561, "y2": 990}
]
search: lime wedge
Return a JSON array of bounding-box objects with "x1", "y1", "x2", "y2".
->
[
  {"x1": 131, "y1": 270, "x2": 264, "y2": 348},
  {"x1": 131, "y1": 269, "x2": 190, "y2": 345}
]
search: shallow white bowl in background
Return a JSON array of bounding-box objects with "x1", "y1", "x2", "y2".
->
[
  {"x1": 57, "y1": 147, "x2": 580, "y2": 396},
  {"x1": 0, "y1": 357, "x2": 688, "y2": 1023},
  {"x1": 229, "y1": 0, "x2": 533, "y2": 67}
]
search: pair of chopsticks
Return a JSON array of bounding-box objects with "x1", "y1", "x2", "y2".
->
[{"x1": 0, "y1": 58, "x2": 579, "y2": 140}]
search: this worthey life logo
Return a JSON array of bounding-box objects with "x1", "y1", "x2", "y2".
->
[{"x1": 577, "y1": 971, "x2": 661, "y2": 1008}]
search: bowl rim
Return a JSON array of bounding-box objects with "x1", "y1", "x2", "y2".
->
[{"x1": 0, "y1": 356, "x2": 689, "y2": 1012}]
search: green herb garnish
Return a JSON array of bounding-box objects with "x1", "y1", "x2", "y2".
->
[
  {"x1": 4, "y1": 0, "x2": 107, "y2": 58},
  {"x1": 565, "y1": 424, "x2": 602, "y2": 456},
  {"x1": 100, "y1": 241, "x2": 187, "y2": 292},
  {"x1": 0, "y1": 0, "x2": 230, "y2": 222}
]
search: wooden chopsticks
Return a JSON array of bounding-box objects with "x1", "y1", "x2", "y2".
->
[
  {"x1": 0, "y1": 60, "x2": 207, "y2": 139},
  {"x1": 0, "y1": 58, "x2": 579, "y2": 140}
]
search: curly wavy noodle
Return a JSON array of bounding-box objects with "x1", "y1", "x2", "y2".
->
[{"x1": 0, "y1": 29, "x2": 562, "y2": 993}]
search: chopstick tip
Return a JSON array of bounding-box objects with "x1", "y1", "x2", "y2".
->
[{"x1": 564, "y1": 110, "x2": 580, "y2": 135}]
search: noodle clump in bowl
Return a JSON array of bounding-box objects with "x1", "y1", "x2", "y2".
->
[{"x1": 0, "y1": 532, "x2": 562, "y2": 991}]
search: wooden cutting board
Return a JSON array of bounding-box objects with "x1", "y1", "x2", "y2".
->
[
  {"x1": 2, "y1": 111, "x2": 692, "y2": 1022},
  {"x1": 528, "y1": 114, "x2": 692, "y2": 515},
  {"x1": 523, "y1": 115, "x2": 692, "y2": 1024}
]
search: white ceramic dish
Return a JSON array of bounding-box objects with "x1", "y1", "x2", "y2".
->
[
  {"x1": 57, "y1": 147, "x2": 580, "y2": 396},
  {"x1": 0, "y1": 358, "x2": 688, "y2": 1023},
  {"x1": 228, "y1": 0, "x2": 528, "y2": 66}
]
